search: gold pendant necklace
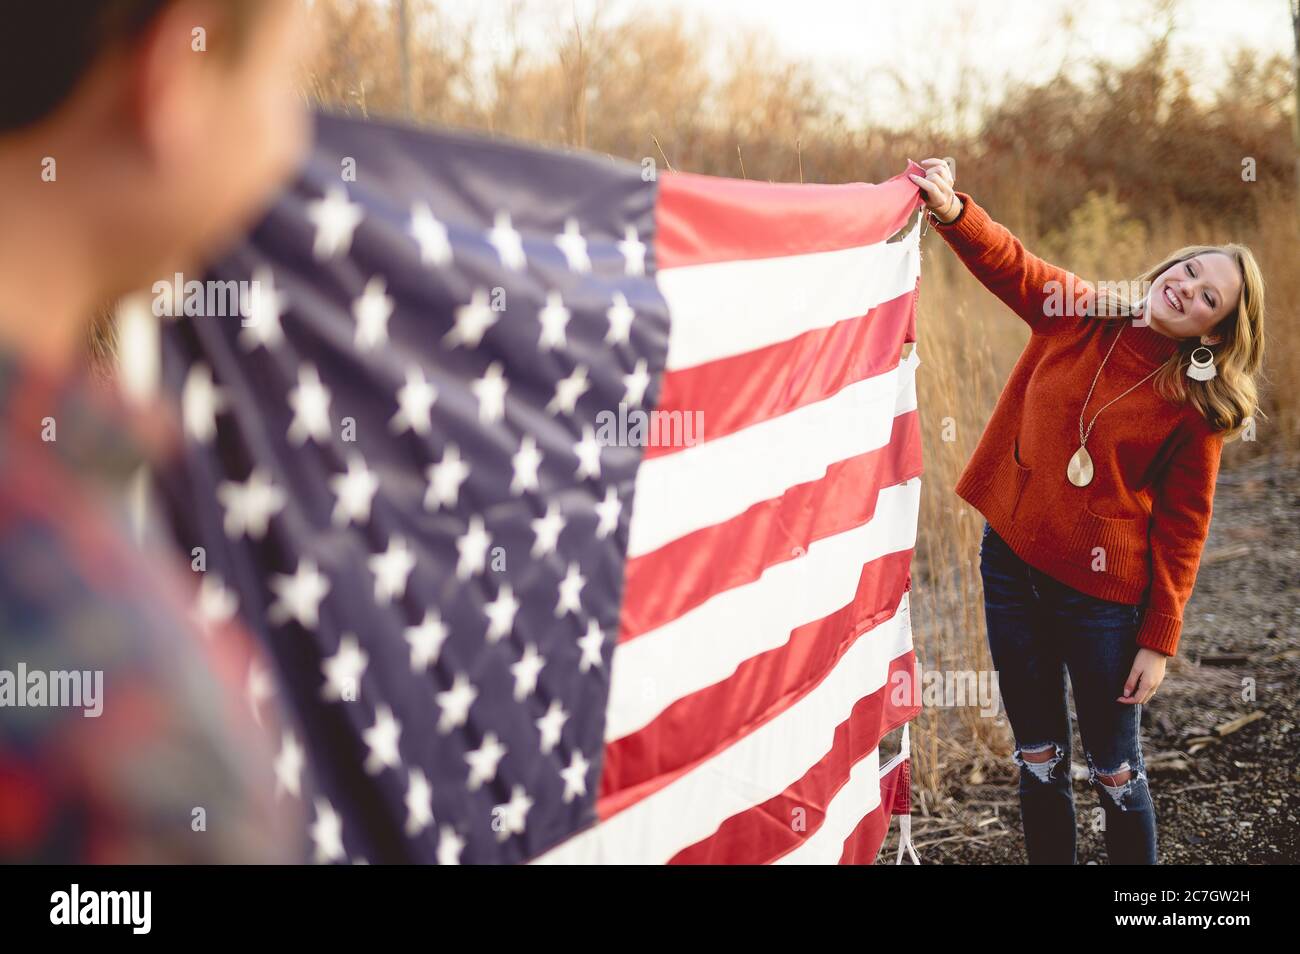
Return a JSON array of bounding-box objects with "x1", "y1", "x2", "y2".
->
[
  {"x1": 1067, "y1": 444, "x2": 1095, "y2": 487},
  {"x1": 1069, "y1": 322, "x2": 1161, "y2": 488}
]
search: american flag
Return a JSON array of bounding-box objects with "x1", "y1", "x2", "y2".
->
[{"x1": 151, "y1": 113, "x2": 926, "y2": 864}]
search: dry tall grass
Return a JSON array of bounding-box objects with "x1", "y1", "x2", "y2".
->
[{"x1": 302, "y1": 0, "x2": 1298, "y2": 805}]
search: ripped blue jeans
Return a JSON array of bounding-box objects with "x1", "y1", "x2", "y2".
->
[{"x1": 980, "y1": 522, "x2": 1158, "y2": 865}]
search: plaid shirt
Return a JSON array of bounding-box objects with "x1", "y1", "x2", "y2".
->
[{"x1": 0, "y1": 350, "x2": 305, "y2": 862}]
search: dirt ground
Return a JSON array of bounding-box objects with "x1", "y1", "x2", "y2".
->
[{"x1": 892, "y1": 449, "x2": 1300, "y2": 864}]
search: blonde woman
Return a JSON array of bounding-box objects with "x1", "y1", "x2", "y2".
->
[{"x1": 909, "y1": 158, "x2": 1265, "y2": 864}]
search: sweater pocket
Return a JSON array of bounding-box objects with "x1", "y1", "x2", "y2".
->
[
  {"x1": 1065, "y1": 505, "x2": 1150, "y2": 580},
  {"x1": 990, "y1": 437, "x2": 1033, "y2": 524}
]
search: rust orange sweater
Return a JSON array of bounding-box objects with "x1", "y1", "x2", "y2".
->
[{"x1": 931, "y1": 191, "x2": 1223, "y2": 657}]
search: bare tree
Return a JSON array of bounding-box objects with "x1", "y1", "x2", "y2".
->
[
  {"x1": 1292, "y1": 0, "x2": 1300, "y2": 208},
  {"x1": 396, "y1": 0, "x2": 413, "y2": 117}
]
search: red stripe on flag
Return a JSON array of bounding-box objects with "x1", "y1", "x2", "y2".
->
[
  {"x1": 600, "y1": 548, "x2": 915, "y2": 816},
  {"x1": 620, "y1": 411, "x2": 921, "y2": 642},
  {"x1": 838, "y1": 758, "x2": 910, "y2": 865},
  {"x1": 891, "y1": 755, "x2": 912, "y2": 814},
  {"x1": 644, "y1": 288, "x2": 917, "y2": 459},
  {"x1": 662, "y1": 653, "x2": 919, "y2": 864},
  {"x1": 656, "y1": 161, "x2": 927, "y2": 269},
  {"x1": 837, "y1": 807, "x2": 889, "y2": 866}
]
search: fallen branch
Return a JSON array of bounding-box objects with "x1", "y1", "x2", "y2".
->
[
  {"x1": 1201, "y1": 543, "x2": 1252, "y2": 564},
  {"x1": 1167, "y1": 780, "x2": 1244, "y2": 795},
  {"x1": 1214, "y1": 711, "x2": 1266, "y2": 737}
]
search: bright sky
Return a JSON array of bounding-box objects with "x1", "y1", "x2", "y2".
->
[{"x1": 433, "y1": 0, "x2": 1293, "y2": 129}]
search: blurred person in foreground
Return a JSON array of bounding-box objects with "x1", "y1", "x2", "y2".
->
[{"x1": 0, "y1": 0, "x2": 311, "y2": 862}]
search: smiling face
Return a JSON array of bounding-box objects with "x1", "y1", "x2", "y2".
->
[{"x1": 1144, "y1": 251, "x2": 1242, "y2": 343}]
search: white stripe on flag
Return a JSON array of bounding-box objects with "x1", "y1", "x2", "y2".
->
[{"x1": 658, "y1": 234, "x2": 920, "y2": 371}]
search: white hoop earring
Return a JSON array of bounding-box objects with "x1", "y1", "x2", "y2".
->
[{"x1": 1187, "y1": 346, "x2": 1217, "y2": 382}]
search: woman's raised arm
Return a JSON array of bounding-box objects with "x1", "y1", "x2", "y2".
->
[{"x1": 911, "y1": 157, "x2": 1095, "y2": 335}]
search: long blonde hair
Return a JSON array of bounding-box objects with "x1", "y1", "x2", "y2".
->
[{"x1": 1092, "y1": 244, "x2": 1265, "y2": 439}]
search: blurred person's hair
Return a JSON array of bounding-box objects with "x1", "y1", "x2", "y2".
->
[{"x1": 1, "y1": 0, "x2": 263, "y2": 133}]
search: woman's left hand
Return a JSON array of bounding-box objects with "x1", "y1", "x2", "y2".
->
[{"x1": 1119, "y1": 648, "x2": 1167, "y2": 704}]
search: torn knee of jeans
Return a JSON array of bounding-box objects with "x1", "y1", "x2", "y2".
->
[
  {"x1": 1086, "y1": 755, "x2": 1148, "y2": 811},
  {"x1": 1013, "y1": 741, "x2": 1064, "y2": 783}
]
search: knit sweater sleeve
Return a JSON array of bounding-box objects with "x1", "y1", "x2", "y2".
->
[
  {"x1": 930, "y1": 191, "x2": 1094, "y2": 336},
  {"x1": 1137, "y1": 418, "x2": 1225, "y2": 656}
]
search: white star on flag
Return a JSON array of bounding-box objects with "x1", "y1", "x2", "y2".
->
[
  {"x1": 485, "y1": 583, "x2": 519, "y2": 643},
  {"x1": 547, "y1": 364, "x2": 590, "y2": 415},
  {"x1": 369, "y1": 535, "x2": 417, "y2": 604},
  {"x1": 444, "y1": 287, "x2": 497, "y2": 349},
  {"x1": 410, "y1": 201, "x2": 452, "y2": 266},
  {"x1": 623, "y1": 358, "x2": 651, "y2": 406},
  {"x1": 195, "y1": 572, "x2": 238, "y2": 632},
  {"x1": 487, "y1": 211, "x2": 526, "y2": 270},
  {"x1": 535, "y1": 698, "x2": 568, "y2": 753},
  {"x1": 511, "y1": 643, "x2": 546, "y2": 701},
  {"x1": 424, "y1": 444, "x2": 470, "y2": 511},
  {"x1": 182, "y1": 363, "x2": 226, "y2": 444},
  {"x1": 269, "y1": 558, "x2": 332, "y2": 630},
  {"x1": 239, "y1": 266, "x2": 288, "y2": 351},
  {"x1": 322, "y1": 633, "x2": 369, "y2": 702},
  {"x1": 577, "y1": 618, "x2": 605, "y2": 673},
  {"x1": 530, "y1": 501, "x2": 565, "y2": 557},
  {"x1": 217, "y1": 467, "x2": 286, "y2": 540},
  {"x1": 404, "y1": 609, "x2": 448, "y2": 671},
  {"x1": 405, "y1": 768, "x2": 434, "y2": 836},
  {"x1": 352, "y1": 275, "x2": 394, "y2": 351},
  {"x1": 560, "y1": 750, "x2": 591, "y2": 803},
  {"x1": 287, "y1": 363, "x2": 333, "y2": 445},
  {"x1": 390, "y1": 365, "x2": 438, "y2": 436},
  {"x1": 605, "y1": 291, "x2": 635, "y2": 345},
  {"x1": 537, "y1": 290, "x2": 571, "y2": 350},
  {"x1": 455, "y1": 515, "x2": 491, "y2": 580},
  {"x1": 436, "y1": 673, "x2": 477, "y2": 734},
  {"x1": 311, "y1": 798, "x2": 346, "y2": 863},
  {"x1": 437, "y1": 826, "x2": 465, "y2": 865},
  {"x1": 362, "y1": 704, "x2": 403, "y2": 775},
  {"x1": 594, "y1": 486, "x2": 621, "y2": 538},
  {"x1": 465, "y1": 732, "x2": 507, "y2": 791},
  {"x1": 617, "y1": 224, "x2": 646, "y2": 275},
  {"x1": 307, "y1": 186, "x2": 365, "y2": 261},
  {"x1": 492, "y1": 786, "x2": 534, "y2": 841},
  {"x1": 574, "y1": 425, "x2": 601, "y2": 479},
  {"x1": 328, "y1": 455, "x2": 379, "y2": 527},
  {"x1": 510, "y1": 434, "x2": 543, "y2": 495},
  {"x1": 554, "y1": 562, "x2": 586, "y2": 618},
  {"x1": 274, "y1": 731, "x2": 305, "y2": 799},
  {"x1": 471, "y1": 361, "x2": 509, "y2": 423},
  {"x1": 554, "y1": 218, "x2": 591, "y2": 272}
]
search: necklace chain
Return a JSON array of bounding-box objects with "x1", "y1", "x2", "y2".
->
[{"x1": 1078, "y1": 321, "x2": 1161, "y2": 447}]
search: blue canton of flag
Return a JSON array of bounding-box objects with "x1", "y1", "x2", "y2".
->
[{"x1": 156, "y1": 113, "x2": 670, "y2": 863}]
